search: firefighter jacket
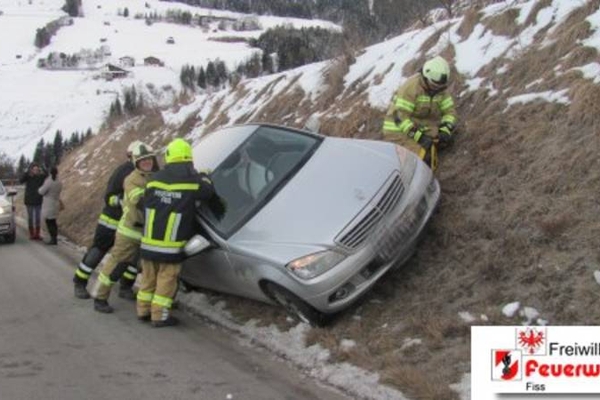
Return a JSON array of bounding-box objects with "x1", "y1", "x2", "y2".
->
[
  {"x1": 117, "y1": 168, "x2": 152, "y2": 242},
  {"x1": 382, "y1": 74, "x2": 457, "y2": 153},
  {"x1": 140, "y1": 162, "x2": 215, "y2": 263},
  {"x1": 97, "y1": 161, "x2": 134, "y2": 230}
]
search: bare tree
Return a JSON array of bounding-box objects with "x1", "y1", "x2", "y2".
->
[{"x1": 438, "y1": 0, "x2": 457, "y2": 18}]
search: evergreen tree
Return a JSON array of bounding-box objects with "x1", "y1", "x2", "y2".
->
[
  {"x1": 0, "y1": 152, "x2": 15, "y2": 180},
  {"x1": 53, "y1": 130, "x2": 63, "y2": 165},
  {"x1": 43, "y1": 142, "x2": 54, "y2": 168},
  {"x1": 197, "y1": 66, "x2": 207, "y2": 89},
  {"x1": 62, "y1": 0, "x2": 80, "y2": 17},
  {"x1": 86, "y1": 128, "x2": 92, "y2": 139},
  {"x1": 115, "y1": 98, "x2": 122, "y2": 116},
  {"x1": 123, "y1": 7, "x2": 129, "y2": 17},
  {"x1": 17, "y1": 155, "x2": 28, "y2": 177},
  {"x1": 33, "y1": 139, "x2": 45, "y2": 165},
  {"x1": 216, "y1": 60, "x2": 227, "y2": 85},
  {"x1": 34, "y1": 27, "x2": 50, "y2": 48},
  {"x1": 262, "y1": 52, "x2": 274, "y2": 74},
  {"x1": 69, "y1": 132, "x2": 80, "y2": 148},
  {"x1": 206, "y1": 61, "x2": 217, "y2": 87}
]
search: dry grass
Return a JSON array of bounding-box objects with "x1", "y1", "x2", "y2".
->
[
  {"x1": 456, "y1": 8, "x2": 481, "y2": 40},
  {"x1": 53, "y1": 4, "x2": 600, "y2": 400},
  {"x1": 522, "y1": 0, "x2": 552, "y2": 28},
  {"x1": 482, "y1": 8, "x2": 520, "y2": 37}
]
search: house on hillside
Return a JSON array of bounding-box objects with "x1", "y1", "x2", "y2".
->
[
  {"x1": 101, "y1": 63, "x2": 130, "y2": 80},
  {"x1": 119, "y1": 56, "x2": 135, "y2": 68},
  {"x1": 144, "y1": 56, "x2": 164, "y2": 67}
]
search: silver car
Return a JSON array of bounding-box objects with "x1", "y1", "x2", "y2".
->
[
  {"x1": 0, "y1": 180, "x2": 17, "y2": 244},
  {"x1": 181, "y1": 123, "x2": 440, "y2": 325}
]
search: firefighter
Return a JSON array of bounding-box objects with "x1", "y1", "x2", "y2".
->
[
  {"x1": 72, "y1": 142, "x2": 139, "y2": 299},
  {"x1": 93, "y1": 141, "x2": 158, "y2": 313},
  {"x1": 382, "y1": 56, "x2": 457, "y2": 167},
  {"x1": 136, "y1": 138, "x2": 220, "y2": 327}
]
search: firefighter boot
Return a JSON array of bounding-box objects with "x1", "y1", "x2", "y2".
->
[
  {"x1": 74, "y1": 281, "x2": 91, "y2": 299},
  {"x1": 151, "y1": 316, "x2": 179, "y2": 328},
  {"x1": 118, "y1": 285, "x2": 136, "y2": 300},
  {"x1": 29, "y1": 227, "x2": 35, "y2": 240},
  {"x1": 93, "y1": 299, "x2": 114, "y2": 313},
  {"x1": 34, "y1": 227, "x2": 42, "y2": 241}
]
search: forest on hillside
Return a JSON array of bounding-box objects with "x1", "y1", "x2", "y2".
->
[{"x1": 162, "y1": 0, "x2": 448, "y2": 43}]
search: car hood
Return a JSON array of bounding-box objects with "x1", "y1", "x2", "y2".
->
[
  {"x1": 229, "y1": 137, "x2": 400, "y2": 261},
  {"x1": 0, "y1": 196, "x2": 11, "y2": 208}
]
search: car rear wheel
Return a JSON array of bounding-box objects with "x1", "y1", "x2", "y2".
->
[{"x1": 263, "y1": 282, "x2": 329, "y2": 327}]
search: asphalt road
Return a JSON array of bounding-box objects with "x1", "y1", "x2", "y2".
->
[{"x1": 0, "y1": 228, "x2": 349, "y2": 400}]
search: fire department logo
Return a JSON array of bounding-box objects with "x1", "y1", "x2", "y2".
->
[
  {"x1": 516, "y1": 327, "x2": 547, "y2": 355},
  {"x1": 491, "y1": 350, "x2": 522, "y2": 381}
]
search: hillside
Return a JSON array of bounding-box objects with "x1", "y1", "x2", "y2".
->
[
  {"x1": 16, "y1": 0, "x2": 600, "y2": 399},
  {"x1": 0, "y1": 0, "x2": 340, "y2": 158}
]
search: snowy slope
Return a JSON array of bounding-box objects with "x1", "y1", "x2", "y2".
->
[{"x1": 0, "y1": 0, "x2": 340, "y2": 159}]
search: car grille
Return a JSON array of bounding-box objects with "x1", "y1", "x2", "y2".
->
[{"x1": 336, "y1": 173, "x2": 404, "y2": 250}]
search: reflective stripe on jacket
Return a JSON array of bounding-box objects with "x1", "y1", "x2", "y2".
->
[
  {"x1": 98, "y1": 161, "x2": 134, "y2": 226},
  {"x1": 117, "y1": 168, "x2": 151, "y2": 242},
  {"x1": 140, "y1": 162, "x2": 215, "y2": 263},
  {"x1": 382, "y1": 74, "x2": 457, "y2": 152}
]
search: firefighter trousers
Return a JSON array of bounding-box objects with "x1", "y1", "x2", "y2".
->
[
  {"x1": 136, "y1": 259, "x2": 181, "y2": 322},
  {"x1": 94, "y1": 233, "x2": 139, "y2": 301}
]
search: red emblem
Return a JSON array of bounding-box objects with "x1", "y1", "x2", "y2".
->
[{"x1": 518, "y1": 328, "x2": 545, "y2": 355}]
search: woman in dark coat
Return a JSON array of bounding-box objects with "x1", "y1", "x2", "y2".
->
[{"x1": 19, "y1": 163, "x2": 47, "y2": 240}]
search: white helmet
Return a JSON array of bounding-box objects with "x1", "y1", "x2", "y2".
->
[
  {"x1": 127, "y1": 140, "x2": 142, "y2": 158},
  {"x1": 130, "y1": 141, "x2": 155, "y2": 165},
  {"x1": 422, "y1": 56, "x2": 450, "y2": 90}
]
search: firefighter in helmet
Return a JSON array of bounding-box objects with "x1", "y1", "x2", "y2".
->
[
  {"x1": 73, "y1": 141, "x2": 140, "y2": 300},
  {"x1": 93, "y1": 141, "x2": 158, "y2": 313},
  {"x1": 136, "y1": 138, "x2": 222, "y2": 327},
  {"x1": 382, "y1": 56, "x2": 457, "y2": 168}
]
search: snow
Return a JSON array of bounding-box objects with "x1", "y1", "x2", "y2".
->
[
  {"x1": 0, "y1": 0, "x2": 340, "y2": 159},
  {"x1": 594, "y1": 270, "x2": 600, "y2": 285},
  {"x1": 520, "y1": 306, "x2": 540, "y2": 325},
  {"x1": 458, "y1": 311, "x2": 476, "y2": 323},
  {"x1": 347, "y1": 25, "x2": 441, "y2": 109},
  {"x1": 451, "y1": 23, "x2": 514, "y2": 77},
  {"x1": 179, "y1": 291, "x2": 410, "y2": 400},
  {"x1": 340, "y1": 339, "x2": 356, "y2": 352},
  {"x1": 503, "y1": 301, "x2": 521, "y2": 317},
  {"x1": 506, "y1": 89, "x2": 570, "y2": 109},
  {"x1": 574, "y1": 63, "x2": 600, "y2": 84}
]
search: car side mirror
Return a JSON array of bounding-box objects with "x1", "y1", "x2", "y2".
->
[
  {"x1": 184, "y1": 234, "x2": 212, "y2": 256},
  {"x1": 7, "y1": 191, "x2": 17, "y2": 197}
]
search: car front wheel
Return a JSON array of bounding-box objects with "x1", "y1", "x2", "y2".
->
[
  {"x1": 263, "y1": 282, "x2": 329, "y2": 327},
  {"x1": 5, "y1": 232, "x2": 15, "y2": 244}
]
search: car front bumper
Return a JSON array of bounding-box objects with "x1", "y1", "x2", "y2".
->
[
  {"x1": 0, "y1": 212, "x2": 16, "y2": 235},
  {"x1": 295, "y1": 169, "x2": 440, "y2": 314}
]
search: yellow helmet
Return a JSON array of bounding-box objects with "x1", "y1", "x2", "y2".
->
[
  {"x1": 422, "y1": 56, "x2": 450, "y2": 90},
  {"x1": 165, "y1": 138, "x2": 193, "y2": 164}
]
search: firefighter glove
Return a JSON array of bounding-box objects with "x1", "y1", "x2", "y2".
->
[
  {"x1": 438, "y1": 122, "x2": 455, "y2": 146},
  {"x1": 413, "y1": 128, "x2": 433, "y2": 150},
  {"x1": 208, "y1": 194, "x2": 227, "y2": 221},
  {"x1": 108, "y1": 195, "x2": 122, "y2": 207}
]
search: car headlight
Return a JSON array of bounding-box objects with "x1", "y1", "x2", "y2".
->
[
  {"x1": 0, "y1": 206, "x2": 10, "y2": 215},
  {"x1": 286, "y1": 251, "x2": 345, "y2": 280},
  {"x1": 395, "y1": 145, "x2": 417, "y2": 183}
]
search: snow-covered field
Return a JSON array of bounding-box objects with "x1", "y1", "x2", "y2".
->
[{"x1": 0, "y1": 0, "x2": 340, "y2": 158}]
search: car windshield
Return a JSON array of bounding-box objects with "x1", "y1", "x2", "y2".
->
[{"x1": 200, "y1": 126, "x2": 321, "y2": 237}]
